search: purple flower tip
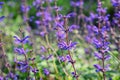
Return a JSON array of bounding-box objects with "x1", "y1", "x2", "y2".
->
[
  {"x1": 43, "y1": 68, "x2": 50, "y2": 76},
  {"x1": 94, "y1": 64, "x2": 102, "y2": 72},
  {"x1": 13, "y1": 36, "x2": 30, "y2": 44}
]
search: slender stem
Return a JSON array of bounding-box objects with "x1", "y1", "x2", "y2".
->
[
  {"x1": 102, "y1": 52, "x2": 105, "y2": 80},
  {"x1": 32, "y1": 60, "x2": 37, "y2": 80},
  {"x1": 0, "y1": 34, "x2": 10, "y2": 73},
  {"x1": 97, "y1": 0, "x2": 106, "y2": 79},
  {"x1": 34, "y1": 73, "x2": 37, "y2": 80},
  {"x1": 19, "y1": 29, "x2": 30, "y2": 80},
  {"x1": 45, "y1": 35, "x2": 59, "y2": 74},
  {"x1": 77, "y1": 0, "x2": 83, "y2": 25},
  {"x1": 74, "y1": 6, "x2": 77, "y2": 24},
  {"x1": 54, "y1": 0, "x2": 71, "y2": 79},
  {"x1": 64, "y1": 17, "x2": 78, "y2": 80}
]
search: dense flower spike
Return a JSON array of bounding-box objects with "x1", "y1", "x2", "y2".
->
[
  {"x1": 89, "y1": 0, "x2": 111, "y2": 80},
  {"x1": 53, "y1": 5, "x2": 79, "y2": 79}
]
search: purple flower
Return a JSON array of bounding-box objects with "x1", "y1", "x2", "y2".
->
[
  {"x1": 33, "y1": 0, "x2": 44, "y2": 7},
  {"x1": 35, "y1": 20, "x2": 41, "y2": 25},
  {"x1": 56, "y1": 31, "x2": 66, "y2": 40},
  {"x1": 49, "y1": 0, "x2": 53, "y2": 2},
  {"x1": 68, "y1": 25, "x2": 79, "y2": 32},
  {"x1": 40, "y1": 46, "x2": 46, "y2": 53},
  {"x1": 0, "y1": 2, "x2": 4, "y2": 9},
  {"x1": 85, "y1": 36, "x2": 92, "y2": 44},
  {"x1": 101, "y1": 26, "x2": 110, "y2": 35},
  {"x1": 40, "y1": 78, "x2": 43, "y2": 80},
  {"x1": 54, "y1": 22, "x2": 64, "y2": 31},
  {"x1": 70, "y1": 1, "x2": 83, "y2": 7},
  {"x1": 66, "y1": 55, "x2": 73, "y2": 63},
  {"x1": 40, "y1": 55, "x2": 46, "y2": 60},
  {"x1": 101, "y1": 46, "x2": 110, "y2": 53},
  {"x1": 58, "y1": 41, "x2": 68, "y2": 50},
  {"x1": 86, "y1": 25, "x2": 93, "y2": 33},
  {"x1": 43, "y1": 68, "x2": 50, "y2": 76},
  {"x1": 5, "y1": 72, "x2": 18, "y2": 80},
  {"x1": 111, "y1": 0, "x2": 119, "y2": 7},
  {"x1": 53, "y1": 6, "x2": 63, "y2": 11},
  {"x1": 29, "y1": 16, "x2": 35, "y2": 22},
  {"x1": 29, "y1": 57, "x2": 36, "y2": 61},
  {"x1": 109, "y1": 78, "x2": 112, "y2": 80},
  {"x1": 30, "y1": 67, "x2": 39, "y2": 74},
  {"x1": 40, "y1": 31, "x2": 47, "y2": 37},
  {"x1": 58, "y1": 41, "x2": 77, "y2": 50},
  {"x1": 92, "y1": 26, "x2": 99, "y2": 34},
  {"x1": 94, "y1": 64, "x2": 102, "y2": 72},
  {"x1": 114, "y1": 11, "x2": 120, "y2": 18},
  {"x1": 104, "y1": 14, "x2": 110, "y2": 21},
  {"x1": 111, "y1": 0, "x2": 120, "y2": 27},
  {"x1": 97, "y1": 8, "x2": 107, "y2": 14},
  {"x1": 17, "y1": 61, "x2": 29, "y2": 72},
  {"x1": 20, "y1": 5, "x2": 30, "y2": 12},
  {"x1": 40, "y1": 54, "x2": 53, "y2": 60},
  {"x1": 66, "y1": 55, "x2": 72, "y2": 62},
  {"x1": 94, "y1": 64, "x2": 110, "y2": 72},
  {"x1": 105, "y1": 55, "x2": 111, "y2": 60},
  {"x1": 14, "y1": 48, "x2": 28, "y2": 55},
  {"x1": 0, "y1": 16, "x2": 5, "y2": 22},
  {"x1": 46, "y1": 54, "x2": 53, "y2": 60},
  {"x1": 90, "y1": 12, "x2": 97, "y2": 20},
  {"x1": 59, "y1": 56, "x2": 66, "y2": 62},
  {"x1": 0, "y1": 76, "x2": 3, "y2": 80},
  {"x1": 69, "y1": 41, "x2": 77, "y2": 49},
  {"x1": 0, "y1": 2, "x2": 4, "y2": 5},
  {"x1": 92, "y1": 38, "x2": 102, "y2": 49},
  {"x1": 84, "y1": 48, "x2": 90, "y2": 54},
  {"x1": 36, "y1": 11, "x2": 42, "y2": 17},
  {"x1": 105, "y1": 64, "x2": 110, "y2": 71},
  {"x1": 71, "y1": 72, "x2": 78, "y2": 78},
  {"x1": 102, "y1": 41, "x2": 110, "y2": 50},
  {"x1": 94, "y1": 52, "x2": 102, "y2": 60},
  {"x1": 13, "y1": 36, "x2": 30, "y2": 44},
  {"x1": 44, "y1": 12, "x2": 52, "y2": 22},
  {"x1": 66, "y1": 12, "x2": 77, "y2": 18}
]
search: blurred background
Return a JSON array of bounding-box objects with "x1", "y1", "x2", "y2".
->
[{"x1": 0, "y1": 0, "x2": 120, "y2": 80}]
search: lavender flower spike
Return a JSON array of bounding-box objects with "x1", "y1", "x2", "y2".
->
[{"x1": 13, "y1": 36, "x2": 30, "y2": 44}]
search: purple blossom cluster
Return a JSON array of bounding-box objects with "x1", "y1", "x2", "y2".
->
[
  {"x1": 85, "y1": 0, "x2": 112, "y2": 80},
  {"x1": 53, "y1": 7, "x2": 79, "y2": 79},
  {"x1": 13, "y1": 31, "x2": 39, "y2": 79}
]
